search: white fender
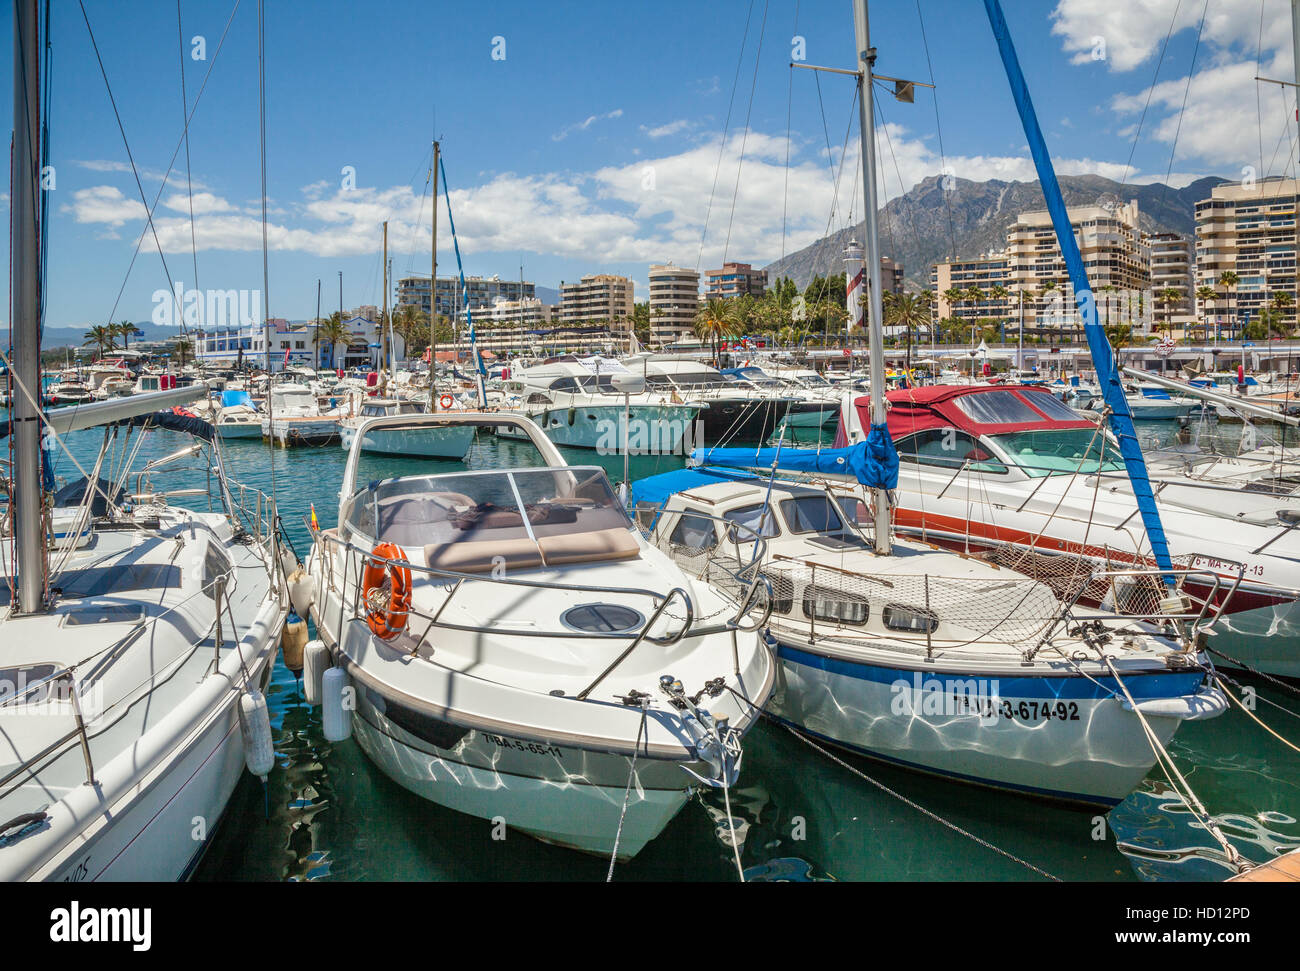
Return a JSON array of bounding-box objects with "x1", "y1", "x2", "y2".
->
[
  {"x1": 322, "y1": 666, "x2": 352, "y2": 742},
  {"x1": 280, "y1": 612, "x2": 309, "y2": 672},
  {"x1": 303, "y1": 639, "x2": 329, "y2": 706},
  {"x1": 240, "y1": 690, "x2": 275, "y2": 780}
]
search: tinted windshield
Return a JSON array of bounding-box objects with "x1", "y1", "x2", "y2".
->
[
  {"x1": 990, "y1": 429, "x2": 1124, "y2": 477},
  {"x1": 347, "y1": 467, "x2": 630, "y2": 547},
  {"x1": 953, "y1": 390, "x2": 1044, "y2": 424}
]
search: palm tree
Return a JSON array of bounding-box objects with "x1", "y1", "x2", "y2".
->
[
  {"x1": 115, "y1": 319, "x2": 140, "y2": 350},
  {"x1": 1157, "y1": 287, "x2": 1183, "y2": 339},
  {"x1": 942, "y1": 287, "x2": 964, "y2": 340},
  {"x1": 167, "y1": 336, "x2": 193, "y2": 368},
  {"x1": 694, "y1": 298, "x2": 738, "y2": 364},
  {"x1": 885, "y1": 291, "x2": 928, "y2": 369},
  {"x1": 316, "y1": 312, "x2": 350, "y2": 370},
  {"x1": 82, "y1": 324, "x2": 115, "y2": 357},
  {"x1": 1038, "y1": 280, "x2": 1060, "y2": 344},
  {"x1": 1196, "y1": 285, "x2": 1218, "y2": 342},
  {"x1": 1218, "y1": 270, "x2": 1240, "y2": 339}
]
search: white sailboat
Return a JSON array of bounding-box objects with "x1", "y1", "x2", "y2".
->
[{"x1": 0, "y1": 1, "x2": 288, "y2": 882}]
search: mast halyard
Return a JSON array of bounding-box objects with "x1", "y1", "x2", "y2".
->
[
  {"x1": 11, "y1": 0, "x2": 47, "y2": 613},
  {"x1": 852, "y1": 0, "x2": 892, "y2": 555},
  {"x1": 430, "y1": 139, "x2": 439, "y2": 409}
]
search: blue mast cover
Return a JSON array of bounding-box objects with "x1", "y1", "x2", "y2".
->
[
  {"x1": 692, "y1": 428, "x2": 898, "y2": 491},
  {"x1": 984, "y1": 0, "x2": 1174, "y2": 579}
]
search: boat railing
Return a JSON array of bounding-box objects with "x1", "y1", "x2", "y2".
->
[
  {"x1": 310, "y1": 523, "x2": 772, "y2": 675},
  {"x1": 0, "y1": 561, "x2": 256, "y2": 805}
]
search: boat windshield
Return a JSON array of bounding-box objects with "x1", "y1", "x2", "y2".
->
[
  {"x1": 989, "y1": 428, "x2": 1125, "y2": 477},
  {"x1": 347, "y1": 466, "x2": 632, "y2": 549},
  {"x1": 646, "y1": 372, "x2": 730, "y2": 391}
]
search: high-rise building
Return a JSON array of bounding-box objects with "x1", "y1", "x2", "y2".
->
[
  {"x1": 1195, "y1": 178, "x2": 1298, "y2": 337},
  {"x1": 557, "y1": 274, "x2": 634, "y2": 330},
  {"x1": 930, "y1": 255, "x2": 1015, "y2": 324},
  {"x1": 648, "y1": 262, "x2": 701, "y2": 344},
  {"x1": 396, "y1": 273, "x2": 535, "y2": 320},
  {"x1": 704, "y1": 262, "x2": 767, "y2": 300},
  {"x1": 1146, "y1": 232, "x2": 1195, "y2": 330}
]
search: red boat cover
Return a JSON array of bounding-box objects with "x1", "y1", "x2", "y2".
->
[{"x1": 850, "y1": 384, "x2": 1098, "y2": 440}]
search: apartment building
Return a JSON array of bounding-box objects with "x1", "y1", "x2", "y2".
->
[
  {"x1": 930, "y1": 255, "x2": 1015, "y2": 323},
  {"x1": 557, "y1": 273, "x2": 634, "y2": 330},
  {"x1": 1146, "y1": 232, "x2": 1194, "y2": 329},
  {"x1": 704, "y1": 262, "x2": 767, "y2": 300},
  {"x1": 1195, "y1": 177, "x2": 1299, "y2": 336},
  {"x1": 648, "y1": 262, "x2": 701, "y2": 344},
  {"x1": 396, "y1": 273, "x2": 535, "y2": 320}
]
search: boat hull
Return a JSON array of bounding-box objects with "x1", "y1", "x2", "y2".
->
[
  {"x1": 525, "y1": 403, "x2": 701, "y2": 452},
  {"x1": 348, "y1": 679, "x2": 692, "y2": 860},
  {"x1": 770, "y1": 642, "x2": 1215, "y2": 808},
  {"x1": 339, "y1": 422, "x2": 474, "y2": 459}
]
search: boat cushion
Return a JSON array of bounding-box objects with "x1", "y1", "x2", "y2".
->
[
  {"x1": 423, "y1": 537, "x2": 544, "y2": 574},
  {"x1": 537, "y1": 528, "x2": 640, "y2": 566}
]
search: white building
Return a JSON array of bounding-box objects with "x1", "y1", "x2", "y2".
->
[{"x1": 192, "y1": 316, "x2": 404, "y2": 371}]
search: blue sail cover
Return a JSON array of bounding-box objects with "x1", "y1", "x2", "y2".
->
[
  {"x1": 692, "y1": 424, "x2": 899, "y2": 490},
  {"x1": 984, "y1": 0, "x2": 1174, "y2": 581}
]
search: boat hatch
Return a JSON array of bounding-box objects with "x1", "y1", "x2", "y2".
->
[
  {"x1": 61, "y1": 605, "x2": 146, "y2": 626},
  {"x1": 561, "y1": 603, "x2": 645, "y2": 634}
]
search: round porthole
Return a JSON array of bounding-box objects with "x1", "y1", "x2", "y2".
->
[{"x1": 562, "y1": 603, "x2": 645, "y2": 634}]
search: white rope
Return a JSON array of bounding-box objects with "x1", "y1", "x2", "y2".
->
[{"x1": 606, "y1": 702, "x2": 648, "y2": 881}]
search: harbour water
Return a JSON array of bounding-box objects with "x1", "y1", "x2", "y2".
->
[{"x1": 45, "y1": 417, "x2": 1300, "y2": 881}]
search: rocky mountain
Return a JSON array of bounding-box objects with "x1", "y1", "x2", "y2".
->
[{"x1": 764, "y1": 173, "x2": 1229, "y2": 291}]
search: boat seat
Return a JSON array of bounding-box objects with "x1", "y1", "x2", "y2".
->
[
  {"x1": 423, "y1": 537, "x2": 544, "y2": 574},
  {"x1": 537, "y1": 528, "x2": 640, "y2": 567}
]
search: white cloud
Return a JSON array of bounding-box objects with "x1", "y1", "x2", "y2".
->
[
  {"x1": 552, "y1": 108, "x2": 624, "y2": 141},
  {"x1": 642, "y1": 120, "x2": 692, "y2": 139},
  {"x1": 63, "y1": 185, "x2": 147, "y2": 228},
  {"x1": 163, "y1": 191, "x2": 234, "y2": 216},
  {"x1": 1050, "y1": 0, "x2": 1292, "y2": 73}
]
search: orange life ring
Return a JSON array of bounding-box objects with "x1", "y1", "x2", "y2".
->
[
  {"x1": 439, "y1": 393, "x2": 454, "y2": 410},
  {"x1": 361, "y1": 542, "x2": 412, "y2": 640}
]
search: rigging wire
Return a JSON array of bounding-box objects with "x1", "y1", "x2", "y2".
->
[
  {"x1": 913, "y1": 0, "x2": 956, "y2": 262},
  {"x1": 177, "y1": 0, "x2": 199, "y2": 320},
  {"x1": 77, "y1": 0, "x2": 188, "y2": 336},
  {"x1": 1120, "y1": 0, "x2": 1182, "y2": 187},
  {"x1": 779, "y1": 0, "x2": 800, "y2": 268},
  {"x1": 1156, "y1": 0, "x2": 1210, "y2": 211},
  {"x1": 696, "y1": 0, "x2": 756, "y2": 274},
  {"x1": 98, "y1": 0, "x2": 242, "y2": 330},
  {"x1": 721, "y1": 0, "x2": 770, "y2": 266}
]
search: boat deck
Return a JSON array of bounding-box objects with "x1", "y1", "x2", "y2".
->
[{"x1": 1229, "y1": 848, "x2": 1300, "y2": 882}]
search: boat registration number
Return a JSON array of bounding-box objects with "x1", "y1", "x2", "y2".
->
[
  {"x1": 997, "y1": 700, "x2": 1080, "y2": 722},
  {"x1": 1191, "y1": 555, "x2": 1264, "y2": 578},
  {"x1": 482, "y1": 733, "x2": 563, "y2": 758}
]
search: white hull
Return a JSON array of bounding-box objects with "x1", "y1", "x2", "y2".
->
[
  {"x1": 339, "y1": 422, "x2": 473, "y2": 459},
  {"x1": 526, "y1": 403, "x2": 700, "y2": 452},
  {"x1": 771, "y1": 642, "x2": 1215, "y2": 807},
  {"x1": 216, "y1": 422, "x2": 263, "y2": 440}
]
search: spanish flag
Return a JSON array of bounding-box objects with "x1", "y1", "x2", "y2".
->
[{"x1": 310, "y1": 503, "x2": 319, "y2": 532}]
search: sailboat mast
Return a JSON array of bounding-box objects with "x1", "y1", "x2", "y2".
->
[
  {"x1": 430, "y1": 139, "x2": 439, "y2": 408},
  {"x1": 852, "y1": 0, "x2": 891, "y2": 555},
  {"x1": 382, "y1": 220, "x2": 388, "y2": 378},
  {"x1": 11, "y1": 0, "x2": 46, "y2": 613}
]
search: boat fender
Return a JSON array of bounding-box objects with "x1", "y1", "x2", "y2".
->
[
  {"x1": 322, "y1": 667, "x2": 353, "y2": 742},
  {"x1": 303, "y1": 639, "x2": 329, "y2": 706},
  {"x1": 240, "y1": 690, "x2": 275, "y2": 780},
  {"x1": 279, "y1": 548, "x2": 298, "y2": 581},
  {"x1": 287, "y1": 565, "x2": 317, "y2": 615},
  {"x1": 280, "y1": 611, "x2": 309, "y2": 673},
  {"x1": 568, "y1": 406, "x2": 576, "y2": 426}
]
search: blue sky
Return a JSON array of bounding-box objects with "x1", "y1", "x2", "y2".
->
[{"x1": 3, "y1": 0, "x2": 1297, "y2": 331}]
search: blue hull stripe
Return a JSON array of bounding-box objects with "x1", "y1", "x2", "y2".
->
[{"x1": 776, "y1": 644, "x2": 1205, "y2": 700}]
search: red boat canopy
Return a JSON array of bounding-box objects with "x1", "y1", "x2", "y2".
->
[{"x1": 863, "y1": 384, "x2": 1098, "y2": 440}]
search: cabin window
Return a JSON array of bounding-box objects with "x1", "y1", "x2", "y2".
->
[
  {"x1": 669, "y1": 513, "x2": 717, "y2": 550},
  {"x1": 953, "y1": 390, "x2": 1044, "y2": 425},
  {"x1": 202, "y1": 544, "x2": 233, "y2": 597},
  {"x1": 722, "y1": 503, "x2": 781, "y2": 542},
  {"x1": 0, "y1": 664, "x2": 61, "y2": 705},
  {"x1": 896, "y1": 429, "x2": 1006, "y2": 474},
  {"x1": 802, "y1": 586, "x2": 869, "y2": 625},
  {"x1": 63, "y1": 605, "x2": 145, "y2": 626},
  {"x1": 989, "y1": 428, "x2": 1124, "y2": 477},
  {"x1": 1020, "y1": 390, "x2": 1087, "y2": 421},
  {"x1": 780, "y1": 496, "x2": 847, "y2": 535},
  {"x1": 882, "y1": 604, "x2": 939, "y2": 634}
]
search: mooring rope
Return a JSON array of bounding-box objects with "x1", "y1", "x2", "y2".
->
[{"x1": 606, "y1": 701, "x2": 649, "y2": 882}]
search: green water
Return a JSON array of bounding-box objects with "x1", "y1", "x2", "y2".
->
[{"x1": 42, "y1": 418, "x2": 1300, "y2": 881}]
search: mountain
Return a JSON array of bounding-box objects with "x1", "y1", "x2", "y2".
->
[{"x1": 764, "y1": 173, "x2": 1229, "y2": 291}]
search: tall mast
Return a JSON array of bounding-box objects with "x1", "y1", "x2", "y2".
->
[
  {"x1": 852, "y1": 0, "x2": 891, "y2": 554},
  {"x1": 430, "y1": 139, "x2": 439, "y2": 408},
  {"x1": 381, "y1": 220, "x2": 388, "y2": 377},
  {"x1": 12, "y1": 0, "x2": 45, "y2": 612}
]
